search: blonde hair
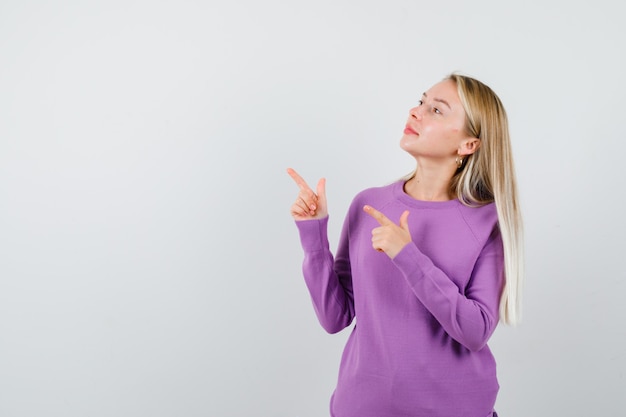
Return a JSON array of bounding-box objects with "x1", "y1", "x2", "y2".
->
[{"x1": 446, "y1": 73, "x2": 524, "y2": 325}]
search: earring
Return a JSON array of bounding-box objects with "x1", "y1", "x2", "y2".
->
[{"x1": 455, "y1": 155, "x2": 463, "y2": 169}]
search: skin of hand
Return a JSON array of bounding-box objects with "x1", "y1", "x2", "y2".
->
[
  {"x1": 363, "y1": 205, "x2": 412, "y2": 259},
  {"x1": 287, "y1": 168, "x2": 328, "y2": 221}
]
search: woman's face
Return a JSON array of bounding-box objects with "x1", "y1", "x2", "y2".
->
[{"x1": 400, "y1": 79, "x2": 472, "y2": 161}]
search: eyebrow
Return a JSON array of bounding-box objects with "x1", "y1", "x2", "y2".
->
[{"x1": 422, "y1": 92, "x2": 451, "y2": 110}]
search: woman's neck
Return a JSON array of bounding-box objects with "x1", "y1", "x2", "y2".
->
[{"x1": 404, "y1": 167, "x2": 455, "y2": 202}]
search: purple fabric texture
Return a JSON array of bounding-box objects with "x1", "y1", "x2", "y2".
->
[{"x1": 295, "y1": 181, "x2": 504, "y2": 417}]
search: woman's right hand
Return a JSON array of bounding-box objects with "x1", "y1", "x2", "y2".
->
[{"x1": 287, "y1": 168, "x2": 328, "y2": 221}]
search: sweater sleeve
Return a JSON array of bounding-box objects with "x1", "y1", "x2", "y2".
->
[
  {"x1": 392, "y1": 226, "x2": 504, "y2": 351},
  {"x1": 295, "y1": 216, "x2": 355, "y2": 334}
]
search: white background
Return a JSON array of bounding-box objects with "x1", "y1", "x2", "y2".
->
[{"x1": 1, "y1": 1, "x2": 624, "y2": 416}]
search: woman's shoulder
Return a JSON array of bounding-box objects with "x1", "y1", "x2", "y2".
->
[
  {"x1": 342, "y1": 182, "x2": 399, "y2": 220},
  {"x1": 456, "y1": 201, "x2": 499, "y2": 234},
  {"x1": 351, "y1": 181, "x2": 400, "y2": 206}
]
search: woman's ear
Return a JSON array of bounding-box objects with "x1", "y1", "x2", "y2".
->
[{"x1": 458, "y1": 138, "x2": 481, "y2": 156}]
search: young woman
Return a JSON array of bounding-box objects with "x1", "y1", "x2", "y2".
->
[{"x1": 287, "y1": 74, "x2": 523, "y2": 417}]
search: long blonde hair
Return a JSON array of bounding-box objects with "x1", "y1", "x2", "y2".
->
[{"x1": 447, "y1": 73, "x2": 524, "y2": 325}]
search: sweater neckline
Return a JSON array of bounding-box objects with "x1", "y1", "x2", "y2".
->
[{"x1": 392, "y1": 180, "x2": 461, "y2": 209}]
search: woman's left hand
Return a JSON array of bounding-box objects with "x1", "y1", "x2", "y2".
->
[{"x1": 363, "y1": 205, "x2": 412, "y2": 259}]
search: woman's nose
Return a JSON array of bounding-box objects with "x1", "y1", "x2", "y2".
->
[{"x1": 409, "y1": 106, "x2": 422, "y2": 120}]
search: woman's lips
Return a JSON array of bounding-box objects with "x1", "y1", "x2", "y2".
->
[{"x1": 404, "y1": 126, "x2": 418, "y2": 135}]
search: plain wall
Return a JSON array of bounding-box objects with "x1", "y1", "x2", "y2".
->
[{"x1": 1, "y1": 0, "x2": 624, "y2": 416}]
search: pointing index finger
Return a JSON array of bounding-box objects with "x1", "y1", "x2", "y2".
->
[
  {"x1": 286, "y1": 168, "x2": 311, "y2": 191},
  {"x1": 363, "y1": 205, "x2": 391, "y2": 226}
]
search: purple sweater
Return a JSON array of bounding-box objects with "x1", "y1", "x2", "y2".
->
[{"x1": 295, "y1": 181, "x2": 504, "y2": 417}]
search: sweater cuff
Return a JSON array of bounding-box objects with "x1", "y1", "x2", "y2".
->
[
  {"x1": 392, "y1": 243, "x2": 430, "y2": 286},
  {"x1": 295, "y1": 216, "x2": 330, "y2": 252}
]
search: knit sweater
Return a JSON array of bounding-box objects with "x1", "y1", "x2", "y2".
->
[{"x1": 295, "y1": 180, "x2": 504, "y2": 417}]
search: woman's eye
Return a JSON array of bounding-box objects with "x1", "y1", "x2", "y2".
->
[
  {"x1": 417, "y1": 100, "x2": 423, "y2": 106},
  {"x1": 433, "y1": 107, "x2": 441, "y2": 114}
]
